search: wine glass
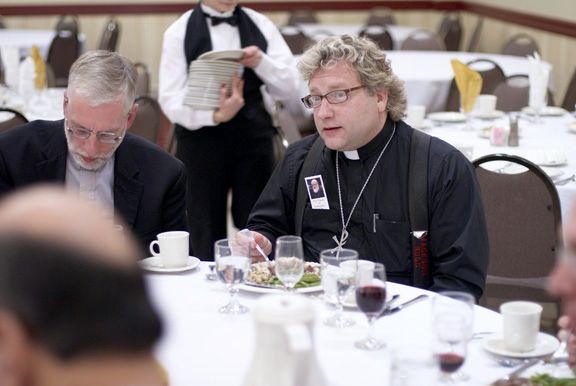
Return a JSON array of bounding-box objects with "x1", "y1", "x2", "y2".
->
[
  {"x1": 432, "y1": 291, "x2": 475, "y2": 381},
  {"x1": 354, "y1": 262, "x2": 387, "y2": 350},
  {"x1": 434, "y1": 313, "x2": 468, "y2": 384},
  {"x1": 214, "y1": 238, "x2": 250, "y2": 315},
  {"x1": 320, "y1": 248, "x2": 358, "y2": 328},
  {"x1": 274, "y1": 235, "x2": 304, "y2": 292}
]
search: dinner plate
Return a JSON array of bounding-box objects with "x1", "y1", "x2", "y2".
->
[
  {"x1": 197, "y1": 49, "x2": 244, "y2": 61},
  {"x1": 482, "y1": 332, "x2": 559, "y2": 358},
  {"x1": 240, "y1": 282, "x2": 322, "y2": 294},
  {"x1": 139, "y1": 256, "x2": 200, "y2": 273},
  {"x1": 473, "y1": 110, "x2": 505, "y2": 120},
  {"x1": 524, "y1": 149, "x2": 568, "y2": 167},
  {"x1": 521, "y1": 106, "x2": 568, "y2": 116},
  {"x1": 427, "y1": 111, "x2": 467, "y2": 123}
]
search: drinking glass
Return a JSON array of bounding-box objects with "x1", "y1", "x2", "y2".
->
[
  {"x1": 274, "y1": 235, "x2": 304, "y2": 292},
  {"x1": 320, "y1": 248, "x2": 358, "y2": 328},
  {"x1": 434, "y1": 313, "x2": 468, "y2": 384},
  {"x1": 214, "y1": 238, "x2": 250, "y2": 315},
  {"x1": 432, "y1": 291, "x2": 475, "y2": 381},
  {"x1": 354, "y1": 262, "x2": 387, "y2": 350}
]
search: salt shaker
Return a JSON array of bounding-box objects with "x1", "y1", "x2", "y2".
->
[{"x1": 508, "y1": 113, "x2": 519, "y2": 147}]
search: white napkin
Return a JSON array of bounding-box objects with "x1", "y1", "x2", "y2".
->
[
  {"x1": 527, "y1": 52, "x2": 550, "y2": 110},
  {"x1": 0, "y1": 46, "x2": 21, "y2": 90},
  {"x1": 18, "y1": 56, "x2": 35, "y2": 101}
]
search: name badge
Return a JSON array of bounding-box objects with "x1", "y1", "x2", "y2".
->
[{"x1": 305, "y1": 174, "x2": 329, "y2": 209}]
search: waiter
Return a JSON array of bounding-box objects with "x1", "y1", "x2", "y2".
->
[{"x1": 159, "y1": 0, "x2": 301, "y2": 260}]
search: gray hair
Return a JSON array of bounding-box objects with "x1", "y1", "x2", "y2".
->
[
  {"x1": 67, "y1": 50, "x2": 138, "y2": 114},
  {"x1": 297, "y1": 35, "x2": 406, "y2": 121}
]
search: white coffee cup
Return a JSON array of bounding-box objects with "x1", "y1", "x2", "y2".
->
[
  {"x1": 405, "y1": 105, "x2": 426, "y2": 128},
  {"x1": 475, "y1": 94, "x2": 497, "y2": 116},
  {"x1": 500, "y1": 301, "x2": 542, "y2": 352},
  {"x1": 149, "y1": 231, "x2": 189, "y2": 268}
]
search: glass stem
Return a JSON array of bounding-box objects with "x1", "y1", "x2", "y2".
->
[
  {"x1": 366, "y1": 316, "x2": 377, "y2": 343},
  {"x1": 228, "y1": 285, "x2": 240, "y2": 305}
]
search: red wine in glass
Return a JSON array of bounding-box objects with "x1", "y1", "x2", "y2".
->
[
  {"x1": 439, "y1": 352, "x2": 464, "y2": 373},
  {"x1": 356, "y1": 285, "x2": 387, "y2": 315}
]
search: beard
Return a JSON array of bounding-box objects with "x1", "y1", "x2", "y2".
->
[{"x1": 65, "y1": 132, "x2": 120, "y2": 171}]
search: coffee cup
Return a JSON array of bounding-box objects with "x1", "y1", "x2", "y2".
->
[
  {"x1": 500, "y1": 301, "x2": 542, "y2": 352},
  {"x1": 475, "y1": 94, "x2": 497, "y2": 116},
  {"x1": 149, "y1": 231, "x2": 189, "y2": 268},
  {"x1": 405, "y1": 105, "x2": 426, "y2": 128}
]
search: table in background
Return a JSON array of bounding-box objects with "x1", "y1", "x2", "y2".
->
[
  {"x1": 0, "y1": 29, "x2": 86, "y2": 59},
  {"x1": 297, "y1": 23, "x2": 419, "y2": 48},
  {"x1": 147, "y1": 262, "x2": 564, "y2": 386}
]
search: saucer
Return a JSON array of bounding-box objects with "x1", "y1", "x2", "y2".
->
[
  {"x1": 482, "y1": 332, "x2": 559, "y2": 358},
  {"x1": 427, "y1": 111, "x2": 467, "y2": 123},
  {"x1": 140, "y1": 256, "x2": 200, "y2": 273},
  {"x1": 473, "y1": 110, "x2": 505, "y2": 120},
  {"x1": 521, "y1": 106, "x2": 568, "y2": 116}
]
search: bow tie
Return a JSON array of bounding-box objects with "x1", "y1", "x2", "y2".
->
[{"x1": 204, "y1": 13, "x2": 238, "y2": 26}]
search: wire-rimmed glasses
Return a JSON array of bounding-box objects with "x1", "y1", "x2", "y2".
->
[
  {"x1": 65, "y1": 119, "x2": 124, "y2": 144},
  {"x1": 301, "y1": 85, "x2": 365, "y2": 109}
]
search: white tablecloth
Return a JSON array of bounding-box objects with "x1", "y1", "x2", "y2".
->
[
  {"x1": 147, "y1": 262, "x2": 566, "y2": 386},
  {"x1": 0, "y1": 29, "x2": 86, "y2": 59}
]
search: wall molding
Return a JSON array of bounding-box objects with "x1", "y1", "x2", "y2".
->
[{"x1": 1, "y1": 1, "x2": 574, "y2": 38}]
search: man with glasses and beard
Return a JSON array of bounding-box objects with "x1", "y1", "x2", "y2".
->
[{"x1": 0, "y1": 50, "x2": 188, "y2": 252}]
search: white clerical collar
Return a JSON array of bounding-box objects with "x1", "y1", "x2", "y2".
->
[{"x1": 343, "y1": 150, "x2": 360, "y2": 160}]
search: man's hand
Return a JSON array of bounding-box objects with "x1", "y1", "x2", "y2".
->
[
  {"x1": 213, "y1": 72, "x2": 244, "y2": 123},
  {"x1": 558, "y1": 315, "x2": 576, "y2": 367},
  {"x1": 239, "y1": 46, "x2": 262, "y2": 69}
]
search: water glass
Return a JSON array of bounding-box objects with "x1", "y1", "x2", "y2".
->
[
  {"x1": 215, "y1": 238, "x2": 250, "y2": 315},
  {"x1": 321, "y1": 248, "x2": 358, "y2": 328},
  {"x1": 274, "y1": 235, "x2": 304, "y2": 291}
]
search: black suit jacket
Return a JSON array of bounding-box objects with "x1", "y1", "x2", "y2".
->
[{"x1": 0, "y1": 119, "x2": 189, "y2": 254}]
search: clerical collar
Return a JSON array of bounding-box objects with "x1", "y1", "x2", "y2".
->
[{"x1": 343, "y1": 118, "x2": 395, "y2": 160}]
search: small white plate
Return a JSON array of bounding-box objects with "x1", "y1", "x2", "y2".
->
[
  {"x1": 482, "y1": 332, "x2": 559, "y2": 358},
  {"x1": 197, "y1": 50, "x2": 244, "y2": 61},
  {"x1": 473, "y1": 110, "x2": 505, "y2": 120},
  {"x1": 522, "y1": 106, "x2": 568, "y2": 116},
  {"x1": 139, "y1": 256, "x2": 200, "y2": 273},
  {"x1": 240, "y1": 282, "x2": 322, "y2": 294},
  {"x1": 427, "y1": 111, "x2": 467, "y2": 123}
]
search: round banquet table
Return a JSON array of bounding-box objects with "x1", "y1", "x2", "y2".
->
[
  {"x1": 147, "y1": 262, "x2": 566, "y2": 386},
  {"x1": 0, "y1": 29, "x2": 86, "y2": 59}
]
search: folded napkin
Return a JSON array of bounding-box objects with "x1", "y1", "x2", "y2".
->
[
  {"x1": 527, "y1": 52, "x2": 549, "y2": 110},
  {"x1": 0, "y1": 46, "x2": 21, "y2": 89},
  {"x1": 31, "y1": 45, "x2": 46, "y2": 90},
  {"x1": 450, "y1": 59, "x2": 483, "y2": 113}
]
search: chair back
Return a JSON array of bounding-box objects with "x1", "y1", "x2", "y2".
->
[
  {"x1": 366, "y1": 7, "x2": 396, "y2": 26},
  {"x1": 286, "y1": 9, "x2": 318, "y2": 25},
  {"x1": 468, "y1": 58, "x2": 507, "y2": 94},
  {"x1": 502, "y1": 33, "x2": 540, "y2": 57},
  {"x1": 98, "y1": 18, "x2": 120, "y2": 52},
  {"x1": 55, "y1": 14, "x2": 79, "y2": 35},
  {"x1": 473, "y1": 154, "x2": 561, "y2": 316},
  {"x1": 47, "y1": 30, "x2": 80, "y2": 87},
  {"x1": 562, "y1": 67, "x2": 576, "y2": 111},
  {"x1": 400, "y1": 30, "x2": 446, "y2": 51},
  {"x1": 437, "y1": 13, "x2": 462, "y2": 51},
  {"x1": 134, "y1": 62, "x2": 151, "y2": 97},
  {"x1": 467, "y1": 17, "x2": 483, "y2": 52},
  {"x1": 493, "y1": 75, "x2": 530, "y2": 112},
  {"x1": 359, "y1": 25, "x2": 393, "y2": 50},
  {"x1": 280, "y1": 25, "x2": 314, "y2": 55},
  {"x1": 131, "y1": 96, "x2": 173, "y2": 150},
  {"x1": 0, "y1": 107, "x2": 28, "y2": 133}
]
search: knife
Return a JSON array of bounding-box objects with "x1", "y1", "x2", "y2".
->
[{"x1": 380, "y1": 294, "x2": 428, "y2": 316}]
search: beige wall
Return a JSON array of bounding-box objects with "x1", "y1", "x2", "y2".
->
[{"x1": 2, "y1": 2, "x2": 575, "y2": 105}]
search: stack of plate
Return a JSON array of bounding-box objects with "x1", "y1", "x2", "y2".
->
[{"x1": 184, "y1": 50, "x2": 244, "y2": 110}]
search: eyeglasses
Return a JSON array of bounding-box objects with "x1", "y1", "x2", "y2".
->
[
  {"x1": 65, "y1": 120, "x2": 124, "y2": 144},
  {"x1": 301, "y1": 85, "x2": 365, "y2": 109}
]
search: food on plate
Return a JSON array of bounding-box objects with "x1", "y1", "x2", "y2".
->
[{"x1": 247, "y1": 261, "x2": 321, "y2": 288}]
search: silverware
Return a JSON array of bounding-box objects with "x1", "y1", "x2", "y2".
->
[
  {"x1": 554, "y1": 174, "x2": 575, "y2": 186},
  {"x1": 205, "y1": 263, "x2": 217, "y2": 281},
  {"x1": 380, "y1": 294, "x2": 428, "y2": 316},
  {"x1": 240, "y1": 228, "x2": 270, "y2": 262},
  {"x1": 491, "y1": 358, "x2": 541, "y2": 384}
]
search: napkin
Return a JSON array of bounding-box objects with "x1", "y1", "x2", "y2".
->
[
  {"x1": 0, "y1": 46, "x2": 21, "y2": 89},
  {"x1": 30, "y1": 45, "x2": 46, "y2": 90},
  {"x1": 450, "y1": 59, "x2": 483, "y2": 113},
  {"x1": 527, "y1": 52, "x2": 549, "y2": 110}
]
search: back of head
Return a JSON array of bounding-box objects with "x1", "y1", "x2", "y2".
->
[
  {"x1": 67, "y1": 50, "x2": 137, "y2": 114},
  {"x1": 297, "y1": 34, "x2": 406, "y2": 121}
]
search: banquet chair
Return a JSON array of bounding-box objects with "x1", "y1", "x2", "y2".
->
[
  {"x1": 359, "y1": 25, "x2": 393, "y2": 50},
  {"x1": 134, "y1": 62, "x2": 150, "y2": 97},
  {"x1": 46, "y1": 30, "x2": 80, "y2": 87},
  {"x1": 131, "y1": 96, "x2": 173, "y2": 150},
  {"x1": 286, "y1": 9, "x2": 318, "y2": 25},
  {"x1": 501, "y1": 33, "x2": 540, "y2": 57},
  {"x1": 0, "y1": 15, "x2": 6, "y2": 29},
  {"x1": 0, "y1": 107, "x2": 28, "y2": 133},
  {"x1": 493, "y1": 74, "x2": 555, "y2": 112},
  {"x1": 365, "y1": 7, "x2": 396, "y2": 26},
  {"x1": 437, "y1": 12, "x2": 462, "y2": 51},
  {"x1": 55, "y1": 14, "x2": 79, "y2": 35},
  {"x1": 98, "y1": 17, "x2": 120, "y2": 52},
  {"x1": 467, "y1": 17, "x2": 483, "y2": 52},
  {"x1": 400, "y1": 30, "x2": 446, "y2": 51},
  {"x1": 473, "y1": 154, "x2": 561, "y2": 332},
  {"x1": 561, "y1": 67, "x2": 576, "y2": 111},
  {"x1": 279, "y1": 25, "x2": 314, "y2": 55}
]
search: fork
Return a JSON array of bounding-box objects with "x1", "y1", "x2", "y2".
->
[{"x1": 554, "y1": 174, "x2": 575, "y2": 186}]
